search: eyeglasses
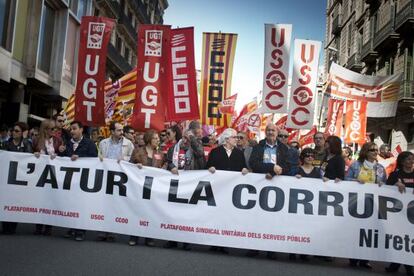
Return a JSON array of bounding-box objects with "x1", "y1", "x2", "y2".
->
[
  {"x1": 237, "y1": 136, "x2": 244, "y2": 140},
  {"x1": 278, "y1": 135, "x2": 289, "y2": 138},
  {"x1": 368, "y1": 148, "x2": 379, "y2": 152},
  {"x1": 57, "y1": 119, "x2": 64, "y2": 123},
  {"x1": 304, "y1": 154, "x2": 314, "y2": 158}
]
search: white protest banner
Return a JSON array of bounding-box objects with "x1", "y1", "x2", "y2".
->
[
  {"x1": 261, "y1": 24, "x2": 292, "y2": 113},
  {"x1": 0, "y1": 150, "x2": 413, "y2": 266},
  {"x1": 287, "y1": 39, "x2": 321, "y2": 129},
  {"x1": 328, "y1": 63, "x2": 402, "y2": 117}
]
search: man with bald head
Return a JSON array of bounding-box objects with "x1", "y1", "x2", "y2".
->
[{"x1": 249, "y1": 123, "x2": 290, "y2": 179}]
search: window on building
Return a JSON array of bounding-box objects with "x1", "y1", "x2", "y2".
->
[
  {"x1": 125, "y1": 47, "x2": 130, "y2": 63},
  {"x1": 116, "y1": 35, "x2": 122, "y2": 52},
  {"x1": 373, "y1": 13, "x2": 378, "y2": 34},
  {"x1": 38, "y1": 2, "x2": 56, "y2": 74},
  {"x1": 69, "y1": 0, "x2": 87, "y2": 18},
  {"x1": 0, "y1": 0, "x2": 17, "y2": 52},
  {"x1": 63, "y1": 17, "x2": 79, "y2": 84}
]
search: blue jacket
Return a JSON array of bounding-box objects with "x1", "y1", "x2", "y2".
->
[{"x1": 345, "y1": 160, "x2": 387, "y2": 184}]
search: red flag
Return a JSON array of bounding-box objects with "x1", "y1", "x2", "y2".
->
[
  {"x1": 324, "y1": 98, "x2": 344, "y2": 137},
  {"x1": 131, "y1": 25, "x2": 172, "y2": 131},
  {"x1": 299, "y1": 126, "x2": 317, "y2": 146},
  {"x1": 275, "y1": 115, "x2": 288, "y2": 128},
  {"x1": 391, "y1": 144, "x2": 402, "y2": 157},
  {"x1": 231, "y1": 99, "x2": 257, "y2": 130},
  {"x1": 288, "y1": 130, "x2": 300, "y2": 143},
  {"x1": 344, "y1": 100, "x2": 367, "y2": 144},
  {"x1": 218, "y1": 94, "x2": 238, "y2": 114},
  {"x1": 75, "y1": 16, "x2": 115, "y2": 126},
  {"x1": 166, "y1": 27, "x2": 199, "y2": 121}
]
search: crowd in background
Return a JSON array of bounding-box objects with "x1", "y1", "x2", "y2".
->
[{"x1": 0, "y1": 115, "x2": 413, "y2": 275}]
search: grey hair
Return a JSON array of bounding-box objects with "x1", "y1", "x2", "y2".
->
[
  {"x1": 188, "y1": 120, "x2": 201, "y2": 131},
  {"x1": 218, "y1": 128, "x2": 237, "y2": 145}
]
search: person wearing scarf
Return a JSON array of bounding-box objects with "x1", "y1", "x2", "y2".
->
[
  {"x1": 346, "y1": 142, "x2": 386, "y2": 269},
  {"x1": 33, "y1": 119, "x2": 63, "y2": 236}
]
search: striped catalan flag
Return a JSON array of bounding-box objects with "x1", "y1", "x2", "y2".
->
[
  {"x1": 199, "y1": 32, "x2": 237, "y2": 128},
  {"x1": 111, "y1": 69, "x2": 137, "y2": 124},
  {"x1": 63, "y1": 94, "x2": 75, "y2": 125}
]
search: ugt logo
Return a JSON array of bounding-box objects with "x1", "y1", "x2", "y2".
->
[
  {"x1": 145, "y1": 30, "x2": 163, "y2": 57},
  {"x1": 87, "y1": 22, "x2": 106, "y2": 49}
]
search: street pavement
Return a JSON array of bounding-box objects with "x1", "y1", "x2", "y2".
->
[{"x1": 0, "y1": 223, "x2": 398, "y2": 276}]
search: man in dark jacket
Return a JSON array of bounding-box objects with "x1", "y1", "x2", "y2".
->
[
  {"x1": 249, "y1": 123, "x2": 290, "y2": 179},
  {"x1": 247, "y1": 123, "x2": 290, "y2": 258},
  {"x1": 61, "y1": 121, "x2": 97, "y2": 241},
  {"x1": 62, "y1": 121, "x2": 98, "y2": 160}
]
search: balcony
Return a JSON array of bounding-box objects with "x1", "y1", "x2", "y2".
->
[
  {"x1": 118, "y1": 12, "x2": 137, "y2": 46},
  {"x1": 395, "y1": 3, "x2": 414, "y2": 31},
  {"x1": 373, "y1": 23, "x2": 399, "y2": 50},
  {"x1": 361, "y1": 40, "x2": 378, "y2": 63},
  {"x1": 331, "y1": 15, "x2": 342, "y2": 35},
  {"x1": 130, "y1": 0, "x2": 151, "y2": 23},
  {"x1": 96, "y1": 0, "x2": 120, "y2": 18},
  {"x1": 399, "y1": 80, "x2": 414, "y2": 101},
  {"x1": 347, "y1": 52, "x2": 363, "y2": 72},
  {"x1": 107, "y1": 43, "x2": 132, "y2": 75}
]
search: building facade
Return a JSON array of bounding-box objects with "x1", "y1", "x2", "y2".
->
[
  {"x1": 0, "y1": 0, "x2": 168, "y2": 127},
  {"x1": 323, "y1": 0, "x2": 414, "y2": 149}
]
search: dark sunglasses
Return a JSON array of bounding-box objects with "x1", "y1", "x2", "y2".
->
[
  {"x1": 368, "y1": 148, "x2": 378, "y2": 152},
  {"x1": 237, "y1": 136, "x2": 244, "y2": 140},
  {"x1": 278, "y1": 135, "x2": 289, "y2": 138},
  {"x1": 57, "y1": 119, "x2": 64, "y2": 123},
  {"x1": 304, "y1": 154, "x2": 314, "y2": 158}
]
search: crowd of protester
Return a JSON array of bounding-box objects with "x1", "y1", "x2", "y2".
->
[{"x1": 0, "y1": 116, "x2": 413, "y2": 275}]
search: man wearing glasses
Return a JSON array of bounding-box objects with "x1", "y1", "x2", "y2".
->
[
  {"x1": 236, "y1": 131, "x2": 252, "y2": 170},
  {"x1": 53, "y1": 113, "x2": 71, "y2": 145},
  {"x1": 277, "y1": 128, "x2": 299, "y2": 176},
  {"x1": 312, "y1": 132, "x2": 326, "y2": 167},
  {"x1": 123, "y1": 125, "x2": 135, "y2": 143}
]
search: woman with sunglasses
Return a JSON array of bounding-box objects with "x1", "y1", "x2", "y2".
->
[
  {"x1": 346, "y1": 142, "x2": 386, "y2": 185},
  {"x1": 32, "y1": 119, "x2": 64, "y2": 235},
  {"x1": 1, "y1": 122, "x2": 32, "y2": 235},
  {"x1": 345, "y1": 142, "x2": 386, "y2": 269},
  {"x1": 291, "y1": 148, "x2": 321, "y2": 261},
  {"x1": 385, "y1": 151, "x2": 414, "y2": 275},
  {"x1": 162, "y1": 125, "x2": 182, "y2": 154},
  {"x1": 295, "y1": 148, "x2": 322, "y2": 179}
]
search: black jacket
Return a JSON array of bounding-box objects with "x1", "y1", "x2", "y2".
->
[
  {"x1": 3, "y1": 138, "x2": 33, "y2": 153},
  {"x1": 63, "y1": 137, "x2": 98, "y2": 158},
  {"x1": 206, "y1": 145, "x2": 246, "y2": 172},
  {"x1": 249, "y1": 139, "x2": 290, "y2": 176}
]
